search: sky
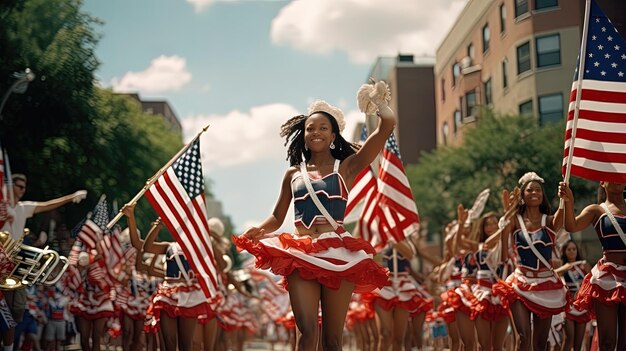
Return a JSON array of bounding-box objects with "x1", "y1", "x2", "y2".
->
[{"x1": 82, "y1": 0, "x2": 466, "y2": 233}]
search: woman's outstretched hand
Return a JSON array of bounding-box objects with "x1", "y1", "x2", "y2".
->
[{"x1": 242, "y1": 227, "x2": 266, "y2": 241}]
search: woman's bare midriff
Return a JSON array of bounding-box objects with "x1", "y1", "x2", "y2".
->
[
  {"x1": 295, "y1": 223, "x2": 337, "y2": 239},
  {"x1": 603, "y1": 252, "x2": 626, "y2": 265}
]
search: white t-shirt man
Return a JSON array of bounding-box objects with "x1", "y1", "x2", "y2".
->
[{"x1": 2, "y1": 201, "x2": 38, "y2": 240}]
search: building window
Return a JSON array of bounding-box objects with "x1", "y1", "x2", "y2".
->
[
  {"x1": 517, "y1": 41, "x2": 531, "y2": 74},
  {"x1": 452, "y1": 62, "x2": 461, "y2": 87},
  {"x1": 467, "y1": 43, "x2": 475, "y2": 64},
  {"x1": 536, "y1": 34, "x2": 561, "y2": 68},
  {"x1": 454, "y1": 110, "x2": 462, "y2": 134},
  {"x1": 500, "y1": 3, "x2": 507, "y2": 33},
  {"x1": 465, "y1": 90, "x2": 477, "y2": 117},
  {"x1": 482, "y1": 24, "x2": 490, "y2": 53},
  {"x1": 535, "y1": 0, "x2": 558, "y2": 10},
  {"x1": 502, "y1": 58, "x2": 509, "y2": 89},
  {"x1": 519, "y1": 99, "x2": 533, "y2": 116},
  {"x1": 515, "y1": 0, "x2": 528, "y2": 17},
  {"x1": 539, "y1": 93, "x2": 563, "y2": 124},
  {"x1": 442, "y1": 122, "x2": 449, "y2": 145},
  {"x1": 441, "y1": 78, "x2": 445, "y2": 101},
  {"x1": 484, "y1": 79, "x2": 493, "y2": 105}
]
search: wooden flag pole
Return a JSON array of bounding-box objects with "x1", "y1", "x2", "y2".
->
[
  {"x1": 106, "y1": 124, "x2": 210, "y2": 229},
  {"x1": 561, "y1": 0, "x2": 592, "y2": 209}
]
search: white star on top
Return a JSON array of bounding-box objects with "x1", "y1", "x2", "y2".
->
[
  {"x1": 592, "y1": 35, "x2": 597, "y2": 40},
  {"x1": 594, "y1": 61, "x2": 600, "y2": 67},
  {"x1": 622, "y1": 54, "x2": 626, "y2": 60},
  {"x1": 601, "y1": 71, "x2": 606, "y2": 76},
  {"x1": 598, "y1": 45, "x2": 604, "y2": 50},
  {"x1": 596, "y1": 18, "x2": 600, "y2": 23},
  {"x1": 618, "y1": 72, "x2": 624, "y2": 77},
  {"x1": 616, "y1": 45, "x2": 621, "y2": 51},
  {"x1": 605, "y1": 53, "x2": 611, "y2": 59},
  {"x1": 601, "y1": 27, "x2": 606, "y2": 32},
  {"x1": 589, "y1": 53, "x2": 594, "y2": 58},
  {"x1": 612, "y1": 63, "x2": 618, "y2": 68}
]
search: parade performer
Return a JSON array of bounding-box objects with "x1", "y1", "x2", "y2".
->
[
  {"x1": 554, "y1": 240, "x2": 591, "y2": 351},
  {"x1": 68, "y1": 245, "x2": 115, "y2": 351},
  {"x1": 470, "y1": 212, "x2": 510, "y2": 350},
  {"x1": 233, "y1": 80, "x2": 394, "y2": 351},
  {"x1": 141, "y1": 213, "x2": 217, "y2": 351},
  {"x1": 495, "y1": 172, "x2": 569, "y2": 351},
  {"x1": 558, "y1": 181, "x2": 626, "y2": 351}
]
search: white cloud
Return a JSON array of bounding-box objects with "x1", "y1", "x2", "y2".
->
[
  {"x1": 111, "y1": 55, "x2": 192, "y2": 93},
  {"x1": 271, "y1": 0, "x2": 466, "y2": 63},
  {"x1": 186, "y1": 0, "x2": 215, "y2": 12},
  {"x1": 182, "y1": 103, "x2": 363, "y2": 171}
]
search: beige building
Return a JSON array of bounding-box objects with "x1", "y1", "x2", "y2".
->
[
  {"x1": 365, "y1": 54, "x2": 437, "y2": 165},
  {"x1": 122, "y1": 93, "x2": 183, "y2": 133},
  {"x1": 435, "y1": 0, "x2": 625, "y2": 146}
]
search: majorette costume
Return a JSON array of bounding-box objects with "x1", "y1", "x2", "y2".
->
[
  {"x1": 437, "y1": 255, "x2": 463, "y2": 323},
  {"x1": 68, "y1": 259, "x2": 115, "y2": 320},
  {"x1": 447, "y1": 252, "x2": 479, "y2": 319},
  {"x1": 562, "y1": 262, "x2": 590, "y2": 323},
  {"x1": 365, "y1": 247, "x2": 433, "y2": 314},
  {"x1": 471, "y1": 249, "x2": 509, "y2": 321},
  {"x1": 494, "y1": 215, "x2": 569, "y2": 319},
  {"x1": 345, "y1": 294, "x2": 375, "y2": 330},
  {"x1": 573, "y1": 204, "x2": 626, "y2": 317},
  {"x1": 233, "y1": 160, "x2": 388, "y2": 292},
  {"x1": 117, "y1": 269, "x2": 155, "y2": 321},
  {"x1": 144, "y1": 242, "x2": 219, "y2": 333}
]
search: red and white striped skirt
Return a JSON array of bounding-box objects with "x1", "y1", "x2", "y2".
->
[
  {"x1": 233, "y1": 230, "x2": 389, "y2": 293},
  {"x1": 471, "y1": 271, "x2": 509, "y2": 321},
  {"x1": 573, "y1": 258, "x2": 626, "y2": 319},
  {"x1": 69, "y1": 290, "x2": 115, "y2": 320}
]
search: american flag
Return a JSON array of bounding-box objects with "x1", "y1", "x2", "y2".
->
[
  {"x1": 77, "y1": 219, "x2": 101, "y2": 250},
  {"x1": 374, "y1": 133, "x2": 420, "y2": 242},
  {"x1": 91, "y1": 200, "x2": 124, "y2": 276},
  {"x1": 562, "y1": 0, "x2": 626, "y2": 183},
  {"x1": 145, "y1": 139, "x2": 220, "y2": 299}
]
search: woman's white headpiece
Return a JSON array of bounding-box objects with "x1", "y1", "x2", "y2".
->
[
  {"x1": 307, "y1": 100, "x2": 345, "y2": 132},
  {"x1": 518, "y1": 171, "x2": 544, "y2": 186}
]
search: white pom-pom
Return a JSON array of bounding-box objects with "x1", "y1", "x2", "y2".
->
[{"x1": 356, "y1": 79, "x2": 391, "y2": 114}]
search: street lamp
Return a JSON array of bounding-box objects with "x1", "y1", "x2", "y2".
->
[{"x1": 0, "y1": 68, "x2": 36, "y2": 120}]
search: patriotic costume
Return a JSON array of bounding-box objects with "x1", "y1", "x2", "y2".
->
[
  {"x1": 367, "y1": 247, "x2": 433, "y2": 313},
  {"x1": 447, "y1": 253, "x2": 479, "y2": 319},
  {"x1": 145, "y1": 242, "x2": 217, "y2": 333},
  {"x1": 495, "y1": 215, "x2": 569, "y2": 319},
  {"x1": 573, "y1": 207, "x2": 626, "y2": 316},
  {"x1": 233, "y1": 160, "x2": 388, "y2": 292},
  {"x1": 68, "y1": 259, "x2": 115, "y2": 320},
  {"x1": 471, "y1": 250, "x2": 509, "y2": 321},
  {"x1": 437, "y1": 256, "x2": 463, "y2": 323},
  {"x1": 562, "y1": 263, "x2": 590, "y2": 323},
  {"x1": 117, "y1": 270, "x2": 155, "y2": 321}
]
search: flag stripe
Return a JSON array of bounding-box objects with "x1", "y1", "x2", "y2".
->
[
  {"x1": 564, "y1": 138, "x2": 626, "y2": 153},
  {"x1": 565, "y1": 155, "x2": 626, "y2": 173},
  {"x1": 570, "y1": 87, "x2": 626, "y2": 104},
  {"x1": 565, "y1": 164, "x2": 626, "y2": 183},
  {"x1": 563, "y1": 146, "x2": 626, "y2": 163},
  {"x1": 565, "y1": 127, "x2": 626, "y2": 143},
  {"x1": 567, "y1": 108, "x2": 626, "y2": 123},
  {"x1": 568, "y1": 99, "x2": 626, "y2": 114}
]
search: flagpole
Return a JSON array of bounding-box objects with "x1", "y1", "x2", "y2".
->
[
  {"x1": 4, "y1": 149, "x2": 14, "y2": 206},
  {"x1": 106, "y1": 124, "x2": 210, "y2": 229},
  {"x1": 561, "y1": 0, "x2": 592, "y2": 209},
  {"x1": 563, "y1": 0, "x2": 592, "y2": 185}
]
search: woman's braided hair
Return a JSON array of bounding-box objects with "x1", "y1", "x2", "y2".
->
[{"x1": 280, "y1": 112, "x2": 360, "y2": 166}]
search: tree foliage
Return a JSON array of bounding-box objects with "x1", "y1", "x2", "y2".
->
[{"x1": 406, "y1": 110, "x2": 597, "y2": 239}]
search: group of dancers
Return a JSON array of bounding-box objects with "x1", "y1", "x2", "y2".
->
[{"x1": 1, "y1": 79, "x2": 624, "y2": 351}]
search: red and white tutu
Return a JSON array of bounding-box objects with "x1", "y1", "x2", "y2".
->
[
  {"x1": 471, "y1": 271, "x2": 509, "y2": 321},
  {"x1": 447, "y1": 282, "x2": 478, "y2": 319},
  {"x1": 233, "y1": 231, "x2": 389, "y2": 293},
  {"x1": 345, "y1": 294, "x2": 375, "y2": 330},
  {"x1": 117, "y1": 288, "x2": 150, "y2": 321},
  {"x1": 144, "y1": 279, "x2": 220, "y2": 333},
  {"x1": 494, "y1": 268, "x2": 570, "y2": 319},
  {"x1": 69, "y1": 289, "x2": 115, "y2": 320},
  {"x1": 573, "y1": 258, "x2": 626, "y2": 319},
  {"x1": 367, "y1": 273, "x2": 432, "y2": 313}
]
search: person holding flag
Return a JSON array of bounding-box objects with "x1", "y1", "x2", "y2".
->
[{"x1": 233, "y1": 80, "x2": 394, "y2": 351}]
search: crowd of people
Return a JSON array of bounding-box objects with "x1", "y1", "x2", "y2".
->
[{"x1": 0, "y1": 79, "x2": 624, "y2": 351}]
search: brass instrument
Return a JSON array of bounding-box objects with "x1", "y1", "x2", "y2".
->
[{"x1": 0, "y1": 231, "x2": 69, "y2": 290}]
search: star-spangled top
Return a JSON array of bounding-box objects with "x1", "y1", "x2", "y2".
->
[
  {"x1": 574, "y1": 1, "x2": 626, "y2": 82},
  {"x1": 172, "y1": 140, "x2": 204, "y2": 199},
  {"x1": 385, "y1": 133, "x2": 401, "y2": 160}
]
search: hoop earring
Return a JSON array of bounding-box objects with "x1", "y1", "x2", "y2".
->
[{"x1": 330, "y1": 142, "x2": 335, "y2": 150}]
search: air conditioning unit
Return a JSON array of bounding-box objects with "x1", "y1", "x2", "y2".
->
[{"x1": 460, "y1": 56, "x2": 472, "y2": 70}]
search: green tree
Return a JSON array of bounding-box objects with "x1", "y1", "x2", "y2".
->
[{"x1": 406, "y1": 110, "x2": 597, "y2": 239}]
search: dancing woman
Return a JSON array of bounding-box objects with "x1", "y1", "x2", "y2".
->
[
  {"x1": 233, "y1": 80, "x2": 394, "y2": 351},
  {"x1": 558, "y1": 181, "x2": 626, "y2": 351}
]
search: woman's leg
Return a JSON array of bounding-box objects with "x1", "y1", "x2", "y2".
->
[
  {"x1": 510, "y1": 301, "x2": 532, "y2": 351},
  {"x1": 287, "y1": 272, "x2": 321, "y2": 351},
  {"x1": 572, "y1": 321, "x2": 586, "y2": 351},
  {"x1": 562, "y1": 319, "x2": 574, "y2": 351},
  {"x1": 492, "y1": 316, "x2": 509, "y2": 350},
  {"x1": 374, "y1": 304, "x2": 393, "y2": 351},
  {"x1": 366, "y1": 319, "x2": 378, "y2": 351},
  {"x1": 593, "y1": 300, "x2": 618, "y2": 351},
  {"x1": 474, "y1": 317, "x2": 492, "y2": 350},
  {"x1": 617, "y1": 303, "x2": 626, "y2": 351},
  {"x1": 159, "y1": 313, "x2": 179, "y2": 351},
  {"x1": 131, "y1": 318, "x2": 145, "y2": 351},
  {"x1": 77, "y1": 317, "x2": 93, "y2": 351},
  {"x1": 202, "y1": 317, "x2": 218, "y2": 351},
  {"x1": 455, "y1": 311, "x2": 476, "y2": 351},
  {"x1": 391, "y1": 308, "x2": 409, "y2": 351},
  {"x1": 412, "y1": 313, "x2": 427, "y2": 349},
  {"x1": 177, "y1": 317, "x2": 198, "y2": 351},
  {"x1": 531, "y1": 313, "x2": 552, "y2": 351},
  {"x1": 122, "y1": 314, "x2": 133, "y2": 351},
  {"x1": 446, "y1": 320, "x2": 461, "y2": 351},
  {"x1": 320, "y1": 279, "x2": 355, "y2": 351},
  {"x1": 91, "y1": 318, "x2": 107, "y2": 351}
]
